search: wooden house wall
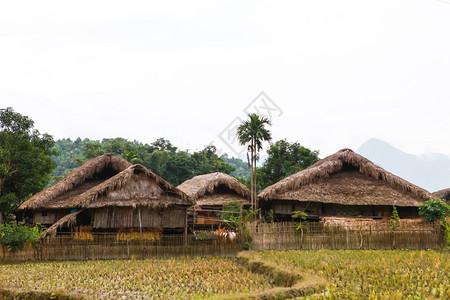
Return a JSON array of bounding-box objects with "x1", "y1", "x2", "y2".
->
[
  {"x1": 93, "y1": 206, "x2": 186, "y2": 229},
  {"x1": 323, "y1": 204, "x2": 373, "y2": 217},
  {"x1": 397, "y1": 206, "x2": 420, "y2": 218},
  {"x1": 272, "y1": 201, "x2": 419, "y2": 219},
  {"x1": 34, "y1": 210, "x2": 69, "y2": 225},
  {"x1": 273, "y1": 201, "x2": 323, "y2": 215}
]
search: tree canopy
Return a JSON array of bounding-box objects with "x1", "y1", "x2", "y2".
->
[
  {"x1": 49, "y1": 138, "x2": 239, "y2": 186},
  {"x1": 257, "y1": 139, "x2": 320, "y2": 190},
  {"x1": 237, "y1": 113, "x2": 272, "y2": 209},
  {"x1": 0, "y1": 108, "x2": 56, "y2": 222}
]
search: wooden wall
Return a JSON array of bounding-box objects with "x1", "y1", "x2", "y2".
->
[
  {"x1": 93, "y1": 206, "x2": 186, "y2": 229},
  {"x1": 34, "y1": 210, "x2": 68, "y2": 225},
  {"x1": 272, "y1": 201, "x2": 419, "y2": 218}
]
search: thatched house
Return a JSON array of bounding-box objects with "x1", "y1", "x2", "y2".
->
[
  {"x1": 432, "y1": 188, "x2": 450, "y2": 204},
  {"x1": 258, "y1": 149, "x2": 432, "y2": 220},
  {"x1": 17, "y1": 153, "x2": 132, "y2": 226},
  {"x1": 17, "y1": 154, "x2": 194, "y2": 237},
  {"x1": 177, "y1": 172, "x2": 250, "y2": 226}
]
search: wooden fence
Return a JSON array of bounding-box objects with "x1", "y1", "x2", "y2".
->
[
  {"x1": 0, "y1": 221, "x2": 444, "y2": 262},
  {"x1": 0, "y1": 233, "x2": 243, "y2": 262},
  {"x1": 250, "y1": 221, "x2": 444, "y2": 251}
]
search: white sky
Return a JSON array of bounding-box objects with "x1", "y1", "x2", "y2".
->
[{"x1": 1, "y1": 0, "x2": 449, "y2": 158}]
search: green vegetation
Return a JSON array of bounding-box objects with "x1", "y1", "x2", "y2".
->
[
  {"x1": 50, "y1": 138, "x2": 238, "y2": 186},
  {"x1": 0, "y1": 257, "x2": 274, "y2": 299},
  {"x1": 419, "y1": 198, "x2": 450, "y2": 222},
  {"x1": 0, "y1": 222, "x2": 45, "y2": 260},
  {"x1": 257, "y1": 250, "x2": 450, "y2": 299},
  {"x1": 257, "y1": 139, "x2": 320, "y2": 190},
  {"x1": 237, "y1": 113, "x2": 272, "y2": 209},
  {"x1": 292, "y1": 210, "x2": 308, "y2": 231},
  {"x1": 390, "y1": 205, "x2": 400, "y2": 233},
  {"x1": 0, "y1": 108, "x2": 56, "y2": 222},
  {"x1": 2, "y1": 251, "x2": 446, "y2": 299},
  {"x1": 236, "y1": 251, "x2": 326, "y2": 299},
  {"x1": 221, "y1": 154, "x2": 251, "y2": 179}
]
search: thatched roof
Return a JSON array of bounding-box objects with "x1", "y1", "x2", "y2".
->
[
  {"x1": 40, "y1": 210, "x2": 83, "y2": 239},
  {"x1": 18, "y1": 153, "x2": 132, "y2": 210},
  {"x1": 432, "y1": 188, "x2": 450, "y2": 202},
  {"x1": 75, "y1": 164, "x2": 195, "y2": 209},
  {"x1": 258, "y1": 148, "x2": 432, "y2": 207},
  {"x1": 177, "y1": 172, "x2": 250, "y2": 207},
  {"x1": 39, "y1": 164, "x2": 194, "y2": 237}
]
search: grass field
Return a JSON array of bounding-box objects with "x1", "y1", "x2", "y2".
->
[
  {"x1": 0, "y1": 250, "x2": 448, "y2": 299},
  {"x1": 0, "y1": 257, "x2": 273, "y2": 299},
  {"x1": 257, "y1": 250, "x2": 450, "y2": 299}
]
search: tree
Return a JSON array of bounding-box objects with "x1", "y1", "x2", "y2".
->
[
  {"x1": 191, "y1": 145, "x2": 235, "y2": 176},
  {"x1": 164, "y1": 151, "x2": 195, "y2": 185},
  {"x1": 151, "y1": 138, "x2": 177, "y2": 153},
  {"x1": 0, "y1": 108, "x2": 56, "y2": 222},
  {"x1": 49, "y1": 137, "x2": 237, "y2": 187},
  {"x1": 237, "y1": 114, "x2": 272, "y2": 209},
  {"x1": 221, "y1": 154, "x2": 251, "y2": 179},
  {"x1": 257, "y1": 139, "x2": 320, "y2": 190},
  {"x1": 83, "y1": 141, "x2": 105, "y2": 160}
]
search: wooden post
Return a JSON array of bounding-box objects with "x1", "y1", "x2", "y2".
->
[
  {"x1": 184, "y1": 209, "x2": 188, "y2": 246},
  {"x1": 138, "y1": 206, "x2": 143, "y2": 237}
]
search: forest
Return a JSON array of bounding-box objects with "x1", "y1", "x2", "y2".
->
[{"x1": 49, "y1": 137, "x2": 320, "y2": 189}]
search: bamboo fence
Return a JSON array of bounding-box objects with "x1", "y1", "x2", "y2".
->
[
  {"x1": 0, "y1": 221, "x2": 444, "y2": 262},
  {"x1": 249, "y1": 221, "x2": 443, "y2": 251}
]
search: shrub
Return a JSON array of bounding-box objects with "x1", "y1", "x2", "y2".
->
[
  {"x1": 390, "y1": 206, "x2": 400, "y2": 232},
  {"x1": 0, "y1": 222, "x2": 45, "y2": 252},
  {"x1": 418, "y1": 198, "x2": 450, "y2": 221}
]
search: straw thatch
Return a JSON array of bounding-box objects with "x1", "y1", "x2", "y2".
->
[
  {"x1": 432, "y1": 188, "x2": 450, "y2": 203},
  {"x1": 73, "y1": 164, "x2": 195, "y2": 209},
  {"x1": 41, "y1": 210, "x2": 83, "y2": 238},
  {"x1": 259, "y1": 149, "x2": 432, "y2": 207},
  {"x1": 177, "y1": 172, "x2": 250, "y2": 207},
  {"x1": 18, "y1": 153, "x2": 132, "y2": 211},
  {"x1": 39, "y1": 164, "x2": 194, "y2": 236}
]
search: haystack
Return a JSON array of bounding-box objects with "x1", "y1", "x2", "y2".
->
[{"x1": 258, "y1": 149, "x2": 432, "y2": 219}]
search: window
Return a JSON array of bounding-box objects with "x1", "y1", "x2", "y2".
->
[{"x1": 41, "y1": 211, "x2": 48, "y2": 217}]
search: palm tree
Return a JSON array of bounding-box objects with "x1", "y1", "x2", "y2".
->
[{"x1": 237, "y1": 114, "x2": 272, "y2": 209}]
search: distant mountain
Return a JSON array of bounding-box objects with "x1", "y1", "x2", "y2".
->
[{"x1": 356, "y1": 138, "x2": 450, "y2": 193}]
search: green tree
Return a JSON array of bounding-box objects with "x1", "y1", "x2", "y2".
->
[
  {"x1": 221, "y1": 154, "x2": 251, "y2": 179},
  {"x1": 48, "y1": 138, "x2": 90, "y2": 186},
  {"x1": 49, "y1": 137, "x2": 237, "y2": 187},
  {"x1": 0, "y1": 108, "x2": 56, "y2": 222},
  {"x1": 191, "y1": 145, "x2": 235, "y2": 176},
  {"x1": 237, "y1": 114, "x2": 272, "y2": 209},
  {"x1": 83, "y1": 141, "x2": 105, "y2": 160},
  {"x1": 164, "y1": 151, "x2": 195, "y2": 185},
  {"x1": 257, "y1": 139, "x2": 320, "y2": 190},
  {"x1": 151, "y1": 138, "x2": 177, "y2": 152}
]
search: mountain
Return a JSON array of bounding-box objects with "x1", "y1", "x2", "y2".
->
[{"x1": 356, "y1": 138, "x2": 450, "y2": 193}]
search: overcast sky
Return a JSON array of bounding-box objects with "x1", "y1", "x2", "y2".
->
[{"x1": 1, "y1": 0, "x2": 449, "y2": 159}]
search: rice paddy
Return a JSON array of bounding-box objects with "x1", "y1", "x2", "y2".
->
[
  {"x1": 0, "y1": 257, "x2": 273, "y2": 299},
  {"x1": 257, "y1": 250, "x2": 450, "y2": 299},
  {"x1": 0, "y1": 250, "x2": 449, "y2": 299}
]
